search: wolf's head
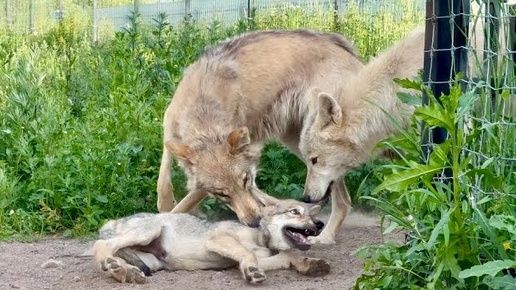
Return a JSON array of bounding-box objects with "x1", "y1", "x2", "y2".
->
[
  {"x1": 166, "y1": 126, "x2": 263, "y2": 227},
  {"x1": 299, "y1": 92, "x2": 367, "y2": 203},
  {"x1": 258, "y1": 198, "x2": 324, "y2": 251}
]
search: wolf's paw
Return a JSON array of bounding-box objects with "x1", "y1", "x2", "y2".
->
[
  {"x1": 303, "y1": 259, "x2": 331, "y2": 277},
  {"x1": 308, "y1": 234, "x2": 335, "y2": 245},
  {"x1": 102, "y1": 257, "x2": 146, "y2": 284},
  {"x1": 244, "y1": 266, "x2": 267, "y2": 284}
]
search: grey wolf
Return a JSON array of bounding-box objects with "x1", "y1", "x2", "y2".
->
[
  {"x1": 299, "y1": 27, "x2": 426, "y2": 209},
  {"x1": 93, "y1": 197, "x2": 330, "y2": 284},
  {"x1": 156, "y1": 29, "x2": 363, "y2": 243},
  {"x1": 300, "y1": 21, "x2": 513, "y2": 223}
]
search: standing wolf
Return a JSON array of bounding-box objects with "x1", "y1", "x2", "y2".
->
[
  {"x1": 157, "y1": 29, "x2": 363, "y2": 244},
  {"x1": 300, "y1": 22, "x2": 505, "y2": 208},
  {"x1": 299, "y1": 27, "x2": 426, "y2": 205},
  {"x1": 93, "y1": 197, "x2": 330, "y2": 284}
]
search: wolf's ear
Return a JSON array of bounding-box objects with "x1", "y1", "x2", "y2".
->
[
  {"x1": 227, "y1": 126, "x2": 250, "y2": 154},
  {"x1": 165, "y1": 141, "x2": 195, "y2": 165},
  {"x1": 308, "y1": 204, "x2": 321, "y2": 216},
  {"x1": 317, "y1": 92, "x2": 342, "y2": 127}
]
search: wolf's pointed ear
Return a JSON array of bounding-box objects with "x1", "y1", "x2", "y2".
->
[
  {"x1": 227, "y1": 126, "x2": 250, "y2": 154},
  {"x1": 309, "y1": 204, "x2": 321, "y2": 216},
  {"x1": 317, "y1": 92, "x2": 342, "y2": 127},
  {"x1": 165, "y1": 141, "x2": 195, "y2": 165}
]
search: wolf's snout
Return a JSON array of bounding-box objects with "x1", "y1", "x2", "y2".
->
[
  {"x1": 249, "y1": 217, "x2": 262, "y2": 228},
  {"x1": 315, "y1": 220, "x2": 325, "y2": 230}
]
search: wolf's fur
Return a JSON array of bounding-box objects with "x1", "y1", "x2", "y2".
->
[
  {"x1": 93, "y1": 197, "x2": 330, "y2": 284},
  {"x1": 300, "y1": 22, "x2": 514, "y2": 208},
  {"x1": 157, "y1": 29, "x2": 363, "y2": 242},
  {"x1": 299, "y1": 28, "x2": 425, "y2": 205}
]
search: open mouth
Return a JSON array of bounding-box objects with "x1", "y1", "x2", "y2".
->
[{"x1": 283, "y1": 226, "x2": 319, "y2": 251}]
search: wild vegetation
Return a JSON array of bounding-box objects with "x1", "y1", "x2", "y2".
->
[
  {"x1": 0, "y1": 0, "x2": 422, "y2": 238},
  {"x1": 2, "y1": 0, "x2": 515, "y2": 288}
]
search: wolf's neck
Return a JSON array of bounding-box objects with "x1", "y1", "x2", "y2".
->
[
  {"x1": 248, "y1": 87, "x2": 311, "y2": 142},
  {"x1": 338, "y1": 29, "x2": 424, "y2": 153}
]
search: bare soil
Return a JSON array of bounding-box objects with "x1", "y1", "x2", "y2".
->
[{"x1": 0, "y1": 212, "x2": 403, "y2": 290}]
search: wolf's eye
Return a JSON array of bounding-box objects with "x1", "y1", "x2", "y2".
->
[
  {"x1": 289, "y1": 208, "x2": 300, "y2": 215},
  {"x1": 310, "y1": 157, "x2": 318, "y2": 165},
  {"x1": 213, "y1": 191, "x2": 229, "y2": 198}
]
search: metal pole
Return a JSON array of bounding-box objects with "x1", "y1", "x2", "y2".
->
[
  {"x1": 421, "y1": 0, "x2": 470, "y2": 175},
  {"x1": 134, "y1": 0, "x2": 140, "y2": 14},
  {"x1": 247, "y1": 0, "x2": 251, "y2": 27},
  {"x1": 29, "y1": 0, "x2": 35, "y2": 34},
  {"x1": 485, "y1": 1, "x2": 500, "y2": 110},
  {"x1": 5, "y1": 0, "x2": 12, "y2": 30},
  {"x1": 509, "y1": 5, "x2": 516, "y2": 87},
  {"x1": 59, "y1": 0, "x2": 64, "y2": 21},
  {"x1": 185, "y1": 0, "x2": 191, "y2": 20},
  {"x1": 92, "y1": 0, "x2": 98, "y2": 44}
]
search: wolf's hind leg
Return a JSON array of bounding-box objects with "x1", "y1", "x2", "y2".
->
[
  {"x1": 102, "y1": 257, "x2": 147, "y2": 283},
  {"x1": 257, "y1": 251, "x2": 330, "y2": 277},
  {"x1": 93, "y1": 222, "x2": 163, "y2": 282},
  {"x1": 309, "y1": 179, "x2": 351, "y2": 245},
  {"x1": 206, "y1": 234, "x2": 266, "y2": 284}
]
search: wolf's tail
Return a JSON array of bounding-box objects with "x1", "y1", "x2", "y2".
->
[{"x1": 114, "y1": 248, "x2": 152, "y2": 276}]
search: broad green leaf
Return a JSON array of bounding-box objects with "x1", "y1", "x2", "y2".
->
[
  {"x1": 374, "y1": 162, "x2": 446, "y2": 194},
  {"x1": 459, "y1": 260, "x2": 516, "y2": 279},
  {"x1": 394, "y1": 77, "x2": 422, "y2": 90},
  {"x1": 426, "y1": 209, "x2": 450, "y2": 250},
  {"x1": 95, "y1": 195, "x2": 108, "y2": 204},
  {"x1": 414, "y1": 105, "x2": 453, "y2": 131},
  {"x1": 483, "y1": 275, "x2": 516, "y2": 290},
  {"x1": 397, "y1": 92, "x2": 422, "y2": 106}
]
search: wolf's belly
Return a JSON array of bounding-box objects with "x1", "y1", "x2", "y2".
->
[{"x1": 162, "y1": 243, "x2": 236, "y2": 271}]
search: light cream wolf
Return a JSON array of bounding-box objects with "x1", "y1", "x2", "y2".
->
[
  {"x1": 93, "y1": 197, "x2": 329, "y2": 284},
  {"x1": 300, "y1": 22, "x2": 514, "y2": 214},
  {"x1": 157, "y1": 29, "x2": 363, "y2": 243},
  {"x1": 299, "y1": 27, "x2": 426, "y2": 206}
]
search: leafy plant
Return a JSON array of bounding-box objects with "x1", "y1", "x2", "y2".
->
[{"x1": 353, "y1": 76, "x2": 516, "y2": 289}]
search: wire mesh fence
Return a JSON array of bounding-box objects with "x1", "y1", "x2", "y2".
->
[
  {"x1": 422, "y1": 0, "x2": 516, "y2": 201},
  {"x1": 1, "y1": 1, "x2": 424, "y2": 38}
]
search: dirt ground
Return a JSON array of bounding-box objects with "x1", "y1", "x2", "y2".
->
[{"x1": 0, "y1": 211, "x2": 403, "y2": 290}]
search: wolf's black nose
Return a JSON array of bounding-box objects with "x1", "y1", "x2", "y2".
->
[
  {"x1": 315, "y1": 220, "x2": 325, "y2": 230},
  {"x1": 302, "y1": 195, "x2": 312, "y2": 203},
  {"x1": 249, "y1": 217, "x2": 261, "y2": 228}
]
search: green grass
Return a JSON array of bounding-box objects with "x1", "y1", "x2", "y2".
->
[{"x1": 0, "y1": 1, "x2": 422, "y2": 238}]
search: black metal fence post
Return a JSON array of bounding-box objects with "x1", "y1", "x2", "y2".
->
[{"x1": 421, "y1": 0, "x2": 470, "y2": 177}]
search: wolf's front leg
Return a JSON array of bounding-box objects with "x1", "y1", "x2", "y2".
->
[
  {"x1": 170, "y1": 189, "x2": 208, "y2": 214},
  {"x1": 157, "y1": 146, "x2": 177, "y2": 212},
  {"x1": 257, "y1": 251, "x2": 330, "y2": 277},
  {"x1": 206, "y1": 233, "x2": 266, "y2": 284},
  {"x1": 309, "y1": 179, "x2": 351, "y2": 245}
]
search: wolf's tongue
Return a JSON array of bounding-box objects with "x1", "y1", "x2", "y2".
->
[{"x1": 293, "y1": 232, "x2": 308, "y2": 243}]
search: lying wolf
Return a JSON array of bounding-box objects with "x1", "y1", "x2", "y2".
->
[
  {"x1": 93, "y1": 198, "x2": 330, "y2": 284},
  {"x1": 157, "y1": 29, "x2": 363, "y2": 244}
]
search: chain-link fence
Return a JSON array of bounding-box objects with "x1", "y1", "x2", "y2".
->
[
  {"x1": 422, "y1": 0, "x2": 515, "y2": 199},
  {"x1": 1, "y1": 1, "x2": 424, "y2": 41}
]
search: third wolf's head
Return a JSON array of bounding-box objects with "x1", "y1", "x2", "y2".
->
[
  {"x1": 299, "y1": 92, "x2": 369, "y2": 203},
  {"x1": 166, "y1": 126, "x2": 263, "y2": 227},
  {"x1": 259, "y1": 198, "x2": 324, "y2": 251}
]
